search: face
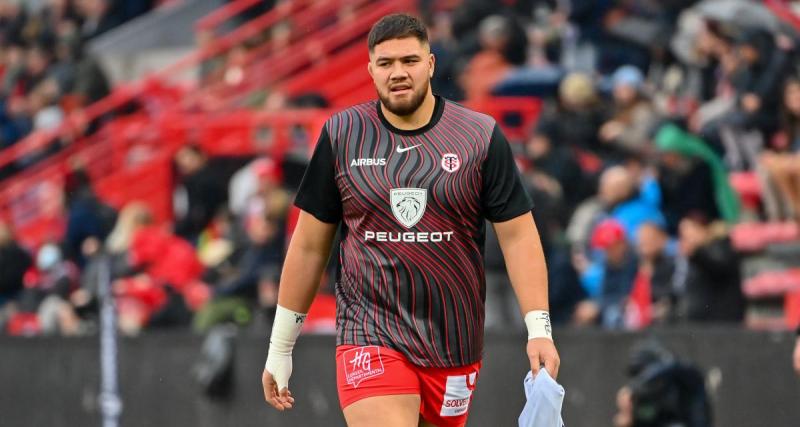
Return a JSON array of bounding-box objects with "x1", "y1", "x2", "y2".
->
[
  {"x1": 784, "y1": 81, "x2": 800, "y2": 116},
  {"x1": 599, "y1": 167, "x2": 632, "y2": 206},
  {"x1": 26, "y1": 49, "x2": 49, "y2": 75},
  {"x1": 606, "y1": 240, "x2": 628, "y2": 265},
  {"x1": 678, "y1": 218, "x2": 708, "y2": 256},
  {"x1": 368, "y1": 37, "x2": 434, "y2": 116},
  {"x1": 637, "y1": 223, "x2": 666, "y2": 260},
  {"x1": 175, "y1": 148, "x2": 204, "y2": 175},
  {"x1": 526, "y1": 133, "x2": 551, "y2": 160},
  {"x1": 613, "y1": 84, "x2": 637, "y2": 106},
  {"x1": 738, "y1": 45, "x2": 759, "y2": 64}
]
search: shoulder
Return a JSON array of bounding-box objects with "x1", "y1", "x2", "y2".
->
[
  {"x1": 442, "y1": 99, "x2": 497, "y2": 138},
  {"x1": 326, "y1": 100, "x2": 378, "y2": 132}
]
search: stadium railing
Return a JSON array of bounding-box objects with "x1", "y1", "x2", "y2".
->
[
  {"x1": 194, "y1": 0, "x2": 265, "y2": 32},
  {"x1": 0, "y1": 93, "x2": 541, "y2": 250}
]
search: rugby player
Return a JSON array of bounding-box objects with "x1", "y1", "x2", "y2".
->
[{"x1": 262, "y1": 13, "x2": 559, "y2": 426}]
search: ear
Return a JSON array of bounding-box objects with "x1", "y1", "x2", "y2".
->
[
  {"x1": 428, "y1": 53, "x2": 435, "y2": 78},
  {"x1": 367, "y1": 61, "x2": 374, "y2": 79}
]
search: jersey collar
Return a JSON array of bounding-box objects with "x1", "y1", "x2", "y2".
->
[{"x1": 376, "y1": 95, "x2": 444, "y2": 136}]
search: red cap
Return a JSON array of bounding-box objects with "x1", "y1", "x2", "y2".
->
[
  {"x1": 253, "y1": 158, "x2": 282, "y2": 183},
  {"x1": 590, "y1": 219, "x2": 626, "y2": 249}
]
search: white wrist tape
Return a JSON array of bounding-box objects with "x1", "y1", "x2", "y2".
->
[
  {"x1": 524, "y1": 310, "x2": 552, "y2": 340},
  {"x1": 265, "y1": 305, "x2": 307, "y2": 390}
]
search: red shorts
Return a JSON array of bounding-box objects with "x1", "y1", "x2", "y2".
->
[{"x1": 336, "y1": 345, "x2": 481, "y2": 427}]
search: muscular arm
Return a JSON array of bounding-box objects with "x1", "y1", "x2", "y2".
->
[
  {"x1": 263, "y1": 210, "x2": 337, "y2": 411},
  {"x1": 277, "y1": 210, "x2": 338, "y2": 312},
  {"x1": 493, "y1": 212, "x2": 559, "y2": 378},
  {"x1": 493, "y1": 213, "x2": 549, "y2": 313}
]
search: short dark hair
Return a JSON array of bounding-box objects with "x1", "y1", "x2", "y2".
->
[{"x1": 367, "y1": 13, "x2": 428, "y2": 52}]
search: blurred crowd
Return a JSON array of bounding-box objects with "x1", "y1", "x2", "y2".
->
[
  {"x1": 436, "y1": 0, "x2": 800, "y2": 331},
  {"x1": 0, "y1": 147, "x2": 291, "y2": 336},
  {"x1": 0, "y1": 0, "x2": 157, "y2": 178},
  {"x1": 3, "y1": 0, "x2": 800, "y2": 337}
]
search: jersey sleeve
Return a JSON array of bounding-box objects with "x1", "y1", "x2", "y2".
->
[
  {"x1": 481, "y1": 124, "x2": 534, "y2": 222},
  {"x1": 293, "y1": 126, "x2": 343, "y2": 223}
]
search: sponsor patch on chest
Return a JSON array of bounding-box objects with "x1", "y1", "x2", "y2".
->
[{"x1": 350, "y1": 158, "x2": 387, "y2": 167}]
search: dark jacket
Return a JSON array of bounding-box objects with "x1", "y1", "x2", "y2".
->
[
  {"x1": 658, "y1": 160, "x2": 719, "y2": 234},
  {"x1": 174, "y1": 164, "x2": 228, "y2": 241},
  {"x1": 0, "y1": 241, "x2": 32, "y2": 303},
  {"x1": 684, "y1": 237, "x2": 744, "y2": 322}
]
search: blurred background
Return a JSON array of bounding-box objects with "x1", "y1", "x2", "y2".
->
[{"x1": 1, "y1": 0, "x2": 800, "y2": 426}]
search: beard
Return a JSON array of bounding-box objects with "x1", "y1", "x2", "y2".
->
[{"x1": 378, "y1": 80, "x2": 429, "y2": 117}]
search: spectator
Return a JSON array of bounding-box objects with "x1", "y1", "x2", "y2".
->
[
  {"x1": 15, "y1": 243, "x2": 81, "y2": 335},
  {"x1": 28, "y1": 78, "x2": 63, "y2": 130},
  {"x1": 574, "y1": 219, "x2": 638, "y2": 329},
  {"x1": 626, "y1": 222, "x2": 676, "y2": 329},
  {"x1": 173, "y1": 144, "x2": 229, "y2": 242},
  {"x1": 34, "y1": 0, "x2": 81, "y2": 32},
  {"x1": 459, "y1": 15, "x2": 515, "y2": 101},
  {"x1": 427, "y1": 12, "x2": 462, "y2": 100},
  {"x1": 115, "y1": 223, "x2": 205, "y2": 334},
  {"x1": 76, "y1": 0, "x2": 120, "y2": 41},
  {"x1": 52, "y1": 28, "x2": 111, "y2": 106},
  {"x1": 0, "y1": 220, "x2": 32, "y2": 306},
  {"x1": 598, "y1": 65, "x2": 659, "y2": 160},
  {"x1": 677, "y1": 216, "x2": 744, "y2": 323},
  {"x1": 193, "y1": 211, "x2": 284, "y2": 333},
  {"x1": 654, "y1": 124, "x2": 740, "y2": 233},
  {"x1": 761, "y1": 76, "x2": 800, "y2": 222},
  {"x1": 0, "y1": 0, "x2": 27, "y2": 46},
  {"x1": 729, "y1": 29, "x2": 791, "y2": 134},
  {"x1": 567, "y1": 166, "x2": 664, "y2": 249},
  {"x1": 537, "y1": 72, "x2": 608, "y2": 166},
  {"x1": 63, "y1": 167, "x2": 117, "y2": 267},
  {"x1": 22, "y1": 43, "x2": 54, "y2": 94},
  {"x1": 525, "y1": 124, "x2": 587, "y2": 222}
]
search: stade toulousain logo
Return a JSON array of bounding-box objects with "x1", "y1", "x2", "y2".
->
[
  {"x1": 441, "y1": 153, "x2": 461, "y2": 173},
  {"x1": 390, "y1": 188, "x2": 427, "y2": 228}
]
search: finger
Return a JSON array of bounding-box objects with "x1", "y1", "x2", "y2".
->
[
  {"x1": 528, "y1": 350, "x2": 541, "y2": 376},
  {"x1": 265, "y1": 387, "x2": 284, "y2": 410},
  {"x1": 278, "y1": 387, "x2": 293, "y2": 409},
  {"x1": 543, "y1": 353, "x2": 558, "y2": 379},
  {"x1": 263, "y1": 374, "x2": 286, "y2": 411},
  {"x1": 551, "y1": 355, "x2": 561, "y2": 379}
]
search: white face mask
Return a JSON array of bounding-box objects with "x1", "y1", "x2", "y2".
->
[{"x1": 36, "y1": 244, "x2": 61, "y2": 271}]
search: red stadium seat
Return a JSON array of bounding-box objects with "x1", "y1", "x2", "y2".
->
[
  {"x1": 729, "y1": 172, "x2": 761, "y2": 210},
  {"x1": 731, "y1": 222, "x2": 800, "y2": 252}
]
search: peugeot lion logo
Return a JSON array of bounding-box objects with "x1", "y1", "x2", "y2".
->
[{"x1": 390, "y1": 188, "x2": 427, "y2": 228}]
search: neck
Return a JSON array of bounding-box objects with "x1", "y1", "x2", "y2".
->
[{"x1": 380, "y1": 90, "x2": 436, "y2": 130}]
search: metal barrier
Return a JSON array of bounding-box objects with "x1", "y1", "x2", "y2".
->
[{"x1": 1, "y1": 328, "x2": 798, "y2": 427}]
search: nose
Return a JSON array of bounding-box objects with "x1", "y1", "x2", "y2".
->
[{"x1": 389, "y1": 62, "x2": 409, "y2": 80}]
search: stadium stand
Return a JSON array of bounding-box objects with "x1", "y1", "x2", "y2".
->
[{"x1": 0, "y1": 0, "x2": 800, "y2": 342}]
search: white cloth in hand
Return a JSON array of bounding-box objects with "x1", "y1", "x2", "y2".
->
[{"x1": 518, "y1": 368, "x2": 565, "y2": 427}]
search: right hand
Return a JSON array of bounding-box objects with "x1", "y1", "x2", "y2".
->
[
  {"x1": 262, "y1": 352, "x2": 295, "y2": 411},
  {"x1": 793, "y1": 336, "x2": 800, "y2": 376}
]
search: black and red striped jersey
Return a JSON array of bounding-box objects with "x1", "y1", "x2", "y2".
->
[{"x1": 294, "y1": 96, "x2": 533, "y2": 368}]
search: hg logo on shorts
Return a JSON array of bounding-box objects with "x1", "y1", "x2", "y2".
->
[{"x1": 343, "y1": 346, "x2": 385, "y2": 388}]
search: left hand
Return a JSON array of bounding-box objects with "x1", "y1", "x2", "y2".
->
[
  {"x1": 527, "y1": 338, "x2": 560, "y2": 379},
  {"x1": 793, "y1": 336, "x2": 800, "y2": 376}
]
